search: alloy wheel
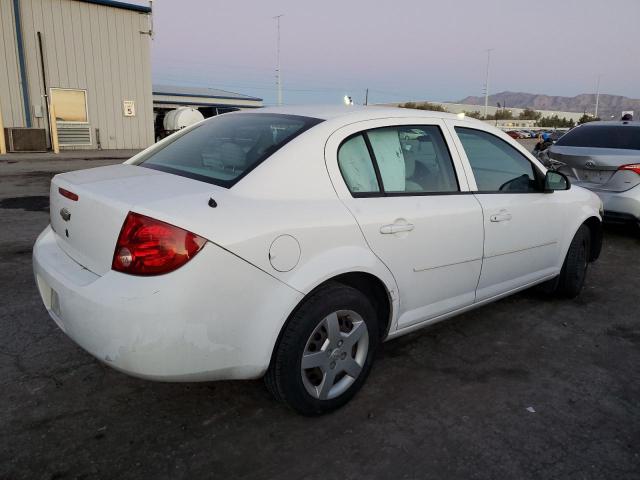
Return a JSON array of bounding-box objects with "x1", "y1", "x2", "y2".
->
[{"x1": 300, "y1": 310, "x2": 369, "y2": 400}]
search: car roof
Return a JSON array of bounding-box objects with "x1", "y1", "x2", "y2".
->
[
  {"x1": 576, "y1": 120, "x2": 640, "y2": 127},
  {"x1": 252, "y1": 104, "x2": 469, "y2": 122}
]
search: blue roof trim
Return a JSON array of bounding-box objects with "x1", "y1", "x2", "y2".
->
[
  {"x1": 74, "y1": 0, "x2": 151, "y2": 13},
  {"x1": 153, "y1": 91, "x2": 263, "y2": 102},
  {"x1": 13, "y1": 0, "x2": 31, "y2": 127}
]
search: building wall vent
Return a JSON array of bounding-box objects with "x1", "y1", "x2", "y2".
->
[
  {"x1": 4, "y1": 128, "x2": 48, "y2": 152},
  {"x1": 57, "y1": 124, "x2": 92, "y2": 146}
]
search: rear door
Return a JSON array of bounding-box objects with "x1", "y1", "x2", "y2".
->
[
  {"x1": 325, "y1": 118, "x2": 484, "y2": 330},
  {"x1": 447, "y1": 121, "x2": 565, "y2": 300}
]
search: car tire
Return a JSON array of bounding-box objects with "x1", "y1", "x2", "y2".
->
[
  {"x1": 265, "y1": 282, "x2": 379, "y2": 415},
  {"x1": 555, "y1": 224, "x2": 591, "y2": 298}
]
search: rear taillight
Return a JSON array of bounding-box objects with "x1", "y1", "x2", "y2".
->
[
  {"x1": 618, "y1": 164, "x2": 640, "y2": 175},
  {"x1": 112, "y1": 212, "x2": 206, "y2": 276},
  {"x1": 59, "y1": 187, "x2": 79, "y2": 201}
]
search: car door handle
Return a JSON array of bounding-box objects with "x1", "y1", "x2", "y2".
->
[
  {"x1": 490, "y1": 210, "x2": 512, "y2": 222},
  {"x1": 380, "y1": 223, "x2": 415, "y2": 234}
]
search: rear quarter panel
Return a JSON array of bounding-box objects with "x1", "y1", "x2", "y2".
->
[{"x1": 129, "y1": 123, "x2": 401, "y2": 329}]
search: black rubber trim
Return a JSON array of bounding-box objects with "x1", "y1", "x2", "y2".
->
[{"x1": 603, "y1": 211, "x2": 639, "y2": 224}]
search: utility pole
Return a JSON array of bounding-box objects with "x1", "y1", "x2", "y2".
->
[
  {"x1": 594, "y1": 74, "x2": 601, "y2": 118},
  {"x1": 483, "y1": 48, "x2": 494, "y2": 119},
  {"x1": 0, "y1": 103, "x2": 6, "y2": 154},
  {"x1": 364, "y1": 88, "x2": 369, "y2": 106},
  {"x1": 273, "y1": 14, "x2": 284, "y2": 106}
]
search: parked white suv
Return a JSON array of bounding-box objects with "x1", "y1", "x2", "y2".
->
[{"x1": 33, "y1": 106, "x2": 603, "y2": 415}]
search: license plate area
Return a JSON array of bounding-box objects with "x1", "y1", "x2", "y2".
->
[
  {"x1": 36, "y1": 274, "x2": 65, "y2": 330},
  {"x1": 576, "y1": 169, "x2": 613, "y2": 184},
  {"x1": 36, "y1": 274, "x2": 52, "y2": 309},
  {"x1": 51, "y1": 289, "x2": 61, "y2": 317}
]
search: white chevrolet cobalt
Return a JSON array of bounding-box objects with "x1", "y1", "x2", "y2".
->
[{"x1": 34, "y1": 106, "x2": 603, "y2": 415}]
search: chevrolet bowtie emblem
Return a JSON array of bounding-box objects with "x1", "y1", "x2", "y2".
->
[{"x1": 60, "y1": 208, "x2": 71, "y2": 222}]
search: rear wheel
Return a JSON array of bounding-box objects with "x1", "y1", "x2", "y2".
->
[
  {"x1": 555, "y1": 224, "x2": 591, "y2": 298},
  {"x1": 265, "y1": 282, "x2": 378, "y2": 415}
]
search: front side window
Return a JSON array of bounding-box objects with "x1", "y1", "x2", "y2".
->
[
  {"x1": 455, "y1": 127, "x2": 538, "y2": 192},
  {"x1": 140, "y1": 113, "x2": 322, "y2": 187}
]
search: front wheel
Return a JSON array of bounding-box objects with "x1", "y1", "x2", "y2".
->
[
  {"x1": 555, "y1": 224, "x2": 591, "y2": 298},
  {"x1": 265, "y1": 282, "x2": 379, "y2": 415}
]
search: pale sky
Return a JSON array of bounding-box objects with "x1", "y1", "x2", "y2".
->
[{"x1": 146, "y1": 0, "x2": 640, "y2": 105}]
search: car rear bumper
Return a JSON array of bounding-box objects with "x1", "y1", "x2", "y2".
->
[
  {"x1": 33, "y1": 226, "x2": 303, "y2": 381},
  {"x1": 603, "y1": 211, "x2": 639, "y2": 225},
  {"x1": 592, "y1": 184, "x2": 640, "y2": 224}
]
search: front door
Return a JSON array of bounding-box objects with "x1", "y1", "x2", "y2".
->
[
  {"x1": 325, "y1": 119, "x2": 484, "y2": 330},
  {"x1": 448, "y1": 123, "x2": 564, "y2": 301}
]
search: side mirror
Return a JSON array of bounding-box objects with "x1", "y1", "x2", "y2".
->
[{"x1": 544, "y1": 170, "x2": 570, "y2": 191}]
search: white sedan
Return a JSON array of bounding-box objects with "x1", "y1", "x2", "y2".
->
[{"x1": 33, "y1": 106, "x2": 603, "y2": 415}]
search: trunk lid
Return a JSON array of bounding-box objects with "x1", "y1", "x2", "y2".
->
[
  {"x1": 549, "y1": 145, "x2": 640, "y2": 187},
  {"x1": 49, "y1": 164, "x2": 226, "y2": 275}
]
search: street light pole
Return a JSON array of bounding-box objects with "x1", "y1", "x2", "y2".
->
[
  {"x1": 273, "y1": 14, "x2": 284, "y2": 106},
  {"x1": 483, "y1": 48, "x2": 494, "y2": 119}
]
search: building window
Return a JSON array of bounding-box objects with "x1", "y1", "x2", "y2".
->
[{"x1": 50, "y1": 88, "x2": 88, "y2": 123}]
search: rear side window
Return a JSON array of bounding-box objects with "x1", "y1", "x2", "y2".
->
[
  {"x1": 337, "y1": 125, "x2": 459, "y2": 195},
  {"x1": 337, "y1": 135, "x2": 380, "y2": 194},
  {"x1": 140, "y1": 113, "x2": 322, "y2": 187},
  {"x1": 555, "y1": 125, "x2": 640, "y2": 150},
  {"x1": 455, "y1": 127, "x2": 537, "y2": 192},
  {"x1": 369, "y1": 126, "x2": 458, "y2": 193}
]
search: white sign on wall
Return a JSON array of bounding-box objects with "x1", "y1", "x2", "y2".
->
[{"x1": 123, "y1": 100, "x2": 136, "y2": 117}]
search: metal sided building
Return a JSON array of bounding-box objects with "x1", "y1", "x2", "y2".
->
[
  {"x1": 152, "y1": 84, "x2": 263, "y2": 140},
  {"x1": 152, "y1": 84, "x2": 263, "y2": 114},
  {"x1": 0, "y1": 0, "x2": 153, "y2": 151}
]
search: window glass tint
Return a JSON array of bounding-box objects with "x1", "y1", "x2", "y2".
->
[
  {"x1": 140, "y1": 113, "x2": 322, "y2": 187},
  {"x1": 455, "y1": 127, "x2": 537, "y2": 192},
  {"x1": 337, "y1": 135, "x2": 380, "y2": 194},
  {"x1": 555, "y1": 125, "x2": 640, "y2": 150},
  {"x1": 368, "y1": 126, "x2": 458, "y2": 193}
]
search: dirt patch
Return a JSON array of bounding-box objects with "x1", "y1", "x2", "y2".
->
[{"x1": 607, "y1": 324, "x2": 640, "y2": 344}]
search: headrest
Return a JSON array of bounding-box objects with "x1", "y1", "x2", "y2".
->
[
  {"x1": 404, "y1": 151, "x2": 415, "y2": 177},
  {"x1": 219, "y1": 142, "x2": 246, "y2": 170}
]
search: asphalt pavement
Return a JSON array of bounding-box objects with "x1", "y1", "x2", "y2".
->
[{"x1": 1, "y1": 152, "x2": 639, "y2": 480}]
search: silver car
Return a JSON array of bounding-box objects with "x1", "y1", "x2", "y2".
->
[{"x1": 548, "y1": 121, "x2": 640, "y2": 227}]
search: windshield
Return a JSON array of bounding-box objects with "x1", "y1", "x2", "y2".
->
[
  {"x1": 140, "y1": 113, "x2": 323, "y2": 187},
  {"x1": 555, "y1": 125, "x2": 640, "y2": 150}
]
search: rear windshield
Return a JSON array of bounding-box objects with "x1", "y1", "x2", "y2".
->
[
  {"x1": 139, "y1": 113, "x2": 323, "y2": 187},
  {"x1": 555, "y1": 125, "x2": 640, "y2": 150}
]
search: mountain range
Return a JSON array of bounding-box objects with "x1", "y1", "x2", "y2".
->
[{"x1": 456, "y1": 91, "x2": 639, "y2": 119}]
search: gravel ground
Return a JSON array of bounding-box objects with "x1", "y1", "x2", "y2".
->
[{"x1": 1, "y1": 154, "x2": 639, "y2": 480}]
